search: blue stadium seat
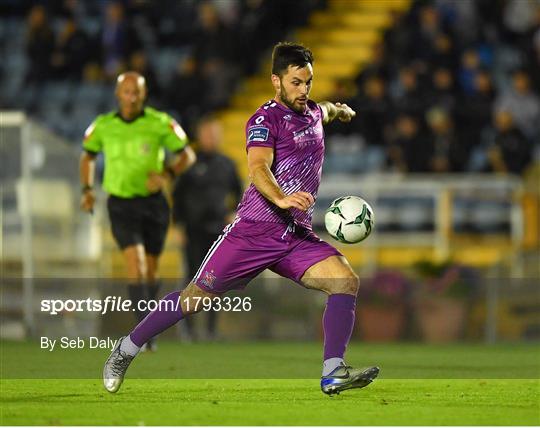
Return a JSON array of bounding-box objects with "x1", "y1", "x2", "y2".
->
[
  {"x1": 41, "y1": 82, "x2": 74, "y2": 107},
  {"x1": 74, "y1": 83, "x2": 110, "y2": 106},
  {"x1": 70, "y1": 104, "x2": 101, "y2": 140},
  {"x1": 469, "y1": 201, "x2": 510, "y2": 233},
  {"x1": 395, "y1": 197, "x2": 434, "y2": 231}
]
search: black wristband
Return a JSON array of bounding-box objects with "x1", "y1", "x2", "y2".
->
[{"x1": 82, "y1": 185, "x2": 93, "y2": 193}]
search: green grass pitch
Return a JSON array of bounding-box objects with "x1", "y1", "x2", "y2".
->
[{"x1": 1, "y1": 341, "x2": 539, "y2": 425}]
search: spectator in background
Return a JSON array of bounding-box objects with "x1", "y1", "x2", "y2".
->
[
  {"x1": 387, "y1": 114, "x2": 432, "y2": 173},
  {"x1": 458, "y1": 69, "x2": 495, "y2": 148},
  {"x1": 128, "y1": 51, "x2": 160, "y2": 101},
  {"x1": 167, "y1": 55, "x2": 204, "y2": 132},
  {"x1": 172, "y1": 116, "x2": 242, "y2": 341},
  {"x1": 426, "y1": 107, "x2": 468, "y2": 173},
  {"x1": 426, "y1": 67, "x2": 456, "y2": 113},
  {"x1": 495, "y1": 69, "x2": 540, "y2": 141},
  {"x1": 411, "y1": 5, "x2": 443, "y2": 61},
  {"x1": 25, "y1": 5, "x2": 54, "y2": 83},
  {"x1": 200, "y1": 57, "x2": 236, "y2": 112},
  {"x1": 502, "y1": 0, "x2": 540, "y2": 48},
  {"x1": 458, "y1": 49, "x2": 481, "y2": 95},
  {"x1": 436, "y1": 0, "x2": 480, "y2": 46},
  {"x1": 51, "y1": 17, "x2": 89, "y2": 80},
  {"x1": 237, "y1": 0, "x2": 278, "y2": 73},
  {"x1": 429, "y1": 33, "x2": 457, "y2": 72},
  {"x1": 487, "y1": 110, "x2": 533, "y2": 175},
  {"x1": 101, "y1": 2, "x2": 142, "y2": 79},
  {"x1": 390, "y1": 65, "x2": 426, "y2": 117},
  {"x1": 356, "y1": 42, "x2": 392, "y2": 85},
  {"x1": 355, "y1": 75, "x2": 391, "y2": 145},
  {"x1": 192, "y1": 1, "x2": 233, "y2": 64}
]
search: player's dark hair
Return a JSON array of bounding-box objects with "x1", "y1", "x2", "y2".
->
[{"x1": 271, "y1": 42, "x2": 314, "y2": 77}]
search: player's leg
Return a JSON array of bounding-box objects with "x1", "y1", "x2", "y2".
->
[
  {"x1": 180, "y1": 231, "x2": 206, "y2": 341},
  {"x1": 123, "y1": 281, "x2": 217, "y2": 352},
  {"x1": 139, "y1": 193, "x2": 171, "y2": 349},
  {"x1": 144, "y1": 252, "x2": 162, "y2": 350},
  {"x1": 145, "y1": 252, "x2": 159, "y2": 300},
  {"x1": 271, "y1": 229, "x2": 378, "y2": 395},
  {"x1": 103, "y1": 281, "x2": 216, "y2": 393},
  {"x1": 301, "y1": 255, "x2": 359, "y2": 369},
  {"x1": 107, "y1": 196, "x2": 149, "y2": 326},
  {"x1": 103, "y1": 217, "x2": 280, "y2": 393},
  {"x1": 301, "y1": 255, "x2": 379, "y2": 394}
]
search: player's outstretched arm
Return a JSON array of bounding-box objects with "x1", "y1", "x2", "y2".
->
[
  {"x1": 318, "y1": 101, "x2": 356, "y2": 125},
  {"x1": 248, "y1": 146, "x2": 314, "y2": 211},
  {"x1": 79, "y1": 151, "x2": 96, "y2": 212}
]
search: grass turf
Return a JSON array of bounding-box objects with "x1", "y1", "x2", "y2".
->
[{"x1": 1, "y1": 341, "x2": 539, "y2": 425}]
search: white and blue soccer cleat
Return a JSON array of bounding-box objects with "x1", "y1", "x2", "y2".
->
[
  {"x1": 321, "y1": 364, "x2": 379, "y2": 395},
  {"x1": 103, "y1": 336, "x2": 134, "y2": 393}
]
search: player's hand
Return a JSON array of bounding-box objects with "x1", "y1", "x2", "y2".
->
[
  {"x1": 146, "y1": 172, "x2": 167, "y2": 192},
  {"x1": 276, "y1": 192, "x2": 315, "y2": 211},
  {"x1": 80, "y1": 189, "x2": 95, "y2": 212},
  {"x1": 335, "y1": 102, "x2": 356, "y2": 122}
]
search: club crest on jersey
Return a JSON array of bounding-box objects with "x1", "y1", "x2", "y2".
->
[
  {"x1": 247, "y1": 127, "x2": 269, "y2": 142},
  {"x1": 201, "y1": 270, "x2": 216, "y2": 288}
]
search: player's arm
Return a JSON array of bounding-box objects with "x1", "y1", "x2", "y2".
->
[
  {"x1": 247, "y1": 146, "x2": 314, "y2": 211},
  {"x1": 146, "y1": 147, "x2": 196, "y2": 192},
  {"x1": 168, "y1": 146, "x2": 196, "y2": 176},
  {"x1": 80, "y1": 118, "x2": 103, "y2": 212},
  {"x1": 79, "y1": 151, "x2": 97, "y2": 212},
  {"x1": 318, "y1": 101, "x2": 356, "y2": 125}
]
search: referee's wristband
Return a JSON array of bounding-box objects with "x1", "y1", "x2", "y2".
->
[{"x1": 81, "y1": 185, "x2": 93, "y2": 193}]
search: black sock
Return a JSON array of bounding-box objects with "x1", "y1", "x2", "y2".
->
[
  {"x1": 128, "y1": 284, "x2": 148, "y2": 323},
  {"x1": 147, "y1": 281, "x2": 160, "y2": 302}
]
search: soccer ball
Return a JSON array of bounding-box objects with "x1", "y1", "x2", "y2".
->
[{"x1": 325, "y1": 196, "x2": 374, "y2": 244}]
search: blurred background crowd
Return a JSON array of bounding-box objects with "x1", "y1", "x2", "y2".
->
[
  {"x1": 1, "y1": 0, "x2": 323, "y2": 138},
  {"x1": 324, "y1": 0, "x2": 540, "y2": 175},
  {"x1": 1, "y1": 0, "x2": 538, "y2": 176}
]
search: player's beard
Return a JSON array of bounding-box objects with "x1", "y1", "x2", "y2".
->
[{"x1": 279, "y1": 85, "x2": 306, "y2": 113}]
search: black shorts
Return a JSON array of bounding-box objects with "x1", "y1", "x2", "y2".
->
[{"x1": 107, "y1": 192, "x2": 170, "y2": 255}]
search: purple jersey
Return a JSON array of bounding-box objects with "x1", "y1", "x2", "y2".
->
[{"x1": 236, "y1": 99, "x2": 325, "y2": 230}]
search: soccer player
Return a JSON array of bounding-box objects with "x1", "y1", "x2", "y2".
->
[
  {"x1": 80, "y1": 71, "x2": 196, "y2": 350},
  {"x1": 103, "y1": 43, "x2": 379, "y2": 395}
]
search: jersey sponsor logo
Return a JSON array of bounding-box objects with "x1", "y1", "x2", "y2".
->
[
  {"x1": 283, "y1": 114, "x2": 292, "y2": 121},
  {"x1": 170, "y1": 119, "x2": 186, "y2": 140},
  {"x1": 247, "y1": 127, "x2": 269, "y2": 142},
  {"x1": 255, "y1": 115, "x2": 265, "y2": 124}
]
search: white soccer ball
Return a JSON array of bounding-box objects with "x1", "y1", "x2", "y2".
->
[{"x1": 325, "y1": 196, "x2": 374, "y2": 244}]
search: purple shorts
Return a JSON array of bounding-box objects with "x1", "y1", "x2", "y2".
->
[{"x1": 192, "y1": 217, "x2": 342, "y2": 294}]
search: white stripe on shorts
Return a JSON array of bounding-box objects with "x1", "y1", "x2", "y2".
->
[{"x1": 192, "y1": 216, "x2": 241, "y2": 283}]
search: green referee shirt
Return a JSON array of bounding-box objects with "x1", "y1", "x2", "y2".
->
[{"x1": 83, "y1": 107, "x2": 188, "y2": 198}]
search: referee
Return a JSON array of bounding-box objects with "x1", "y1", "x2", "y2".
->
[{"x1": 80, "y1": 71, "x2": 196, "y2": 350}]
